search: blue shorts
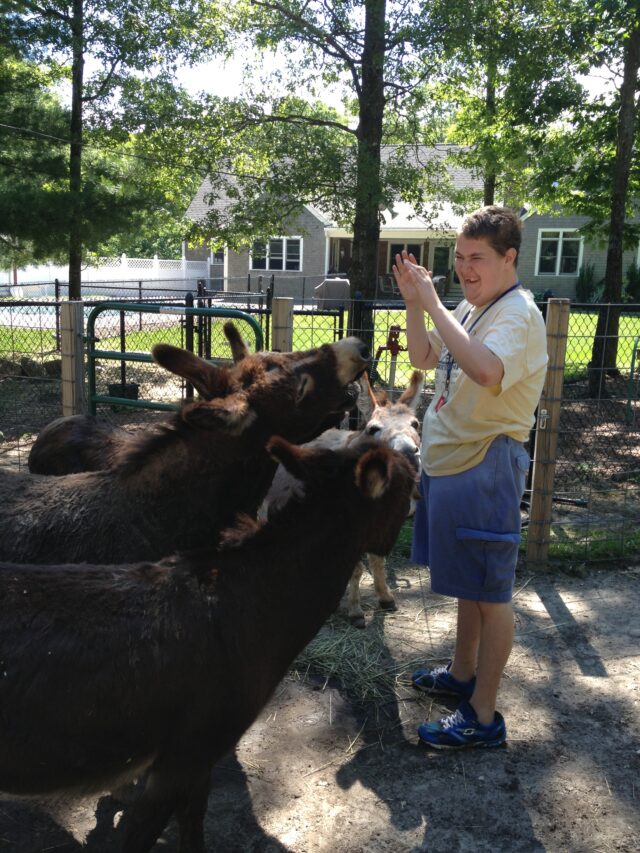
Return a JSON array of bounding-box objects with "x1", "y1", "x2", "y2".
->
[{"x1": 411, "y1": 435, "x2": 530, "y2": 603}]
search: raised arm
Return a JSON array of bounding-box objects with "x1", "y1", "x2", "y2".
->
[
  {"x1": 393, "y1": 252, "x2": 504, "y2": 387},
  {"x1": 392, "y1": 255, "x2": 438, "y2": 370}
]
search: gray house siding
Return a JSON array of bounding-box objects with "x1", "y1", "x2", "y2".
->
[
  {"x1": 185, "y1": 160, "x2": 640, "y2": 303},
  {"x1": 519, "y1": 212, "x2": 639, "y2": 299},
  {"x1": 222, "y1": 207, "x2": 328, "y2": 300},
  {"x1": 518, "y1": 212, "x2": 590, "y2": 297}
]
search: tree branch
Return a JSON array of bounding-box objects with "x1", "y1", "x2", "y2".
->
[
  {"x1": 249, "y1": 0, "x2": 363, "y2": 97},
  {"x1": 82, "y1": 57, "x2": 121, "y2": 103},
  {"x1": 11, "y1": 0, "x2": 70, "y2": 23},
  {"x1": 238, "y1": 112, "x2": 357, "y2": 136}
]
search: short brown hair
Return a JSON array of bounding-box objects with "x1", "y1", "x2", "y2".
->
[{"x1": 459, "y1": 205, "x2": 522, "y2": 261}]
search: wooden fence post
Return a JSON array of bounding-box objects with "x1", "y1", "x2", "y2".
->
[
  {"x1": 272, "y1": 296, "x2": 294, "y2": 352},
  {"x1": 60, "y1": 300, "x2": 86, "y2": 416},
  {"x1": 526, "y1": 298, "x2": 571, "y2": 569}
]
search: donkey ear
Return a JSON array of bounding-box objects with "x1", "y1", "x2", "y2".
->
[
  {"x1": 267, "y1": 436, "x2": 339, "y2": 482},
  {"x1": 182, "y1": 394, "x2": 255, "y2": 434},
  {"x1": 223, "y1": 322, "x2": 250, "y2": 363},
  {"x1": 266, "y1": 436, "x2": 311, "y2": 475},
  {"x1": 295, "y1": 372, "x2": 315, "y2": 402},
  {"x1": 152, "y1": 344, "x2": 230, "y2": 399},
  {"x1": 355, "y1": 448, "x2": 392, "y2": 500},
  {"x1": 356, "y1": 373, "x2": 383, "y2": 421},
  {"x1": 397, "y1": 370, "x2": 424, "y2": 411}
]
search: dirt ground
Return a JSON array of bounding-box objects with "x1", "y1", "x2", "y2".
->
[{"x1": 1, "y1": 557, "x2": 638, "y2": 853}]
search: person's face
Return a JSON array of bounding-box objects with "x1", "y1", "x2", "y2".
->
[{"x1": 454, "y1": 235, "x2": 517, "y2": 307}]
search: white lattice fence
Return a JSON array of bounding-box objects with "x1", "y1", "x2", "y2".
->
[{"x1": 2, "y1": 255, "x2": 208, "y2": 296}]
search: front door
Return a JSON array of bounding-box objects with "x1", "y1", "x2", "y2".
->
[{"x1": 432, "y1": 245, "x2": 451, "y2": 278}]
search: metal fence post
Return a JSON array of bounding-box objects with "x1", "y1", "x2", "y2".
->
[
  {"x1": 60, "y1": 300, "x2": 86, "y2": 416},
  {"x1": 526, "y1": 298, "x2": 571, "y2": 569},
  {"x1": 184, "y1": 292, "x2": 195, "y2": 400},
  {"x1": 54, "y1": 278, "x2": 61, "y2": 351},
  {"x1": 272, "y1": 296, "x2": 294, "y2": 352}
]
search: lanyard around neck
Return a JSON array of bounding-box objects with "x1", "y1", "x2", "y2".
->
[
  {"x1": 459, "y1": 281, "x2": 521, "y2": 334},
  {"x1": 442, "y1": 281, "x2": 521, "y2": 392}
]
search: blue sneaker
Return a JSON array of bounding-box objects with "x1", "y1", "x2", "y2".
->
[
  {"x1": 411, "y1": 662, "x2": 476, "y2": 700},
  {"x1": 418, "y1": 700, "x2": 506, "y2": 750}
]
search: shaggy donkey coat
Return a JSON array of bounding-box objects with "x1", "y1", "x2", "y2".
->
[
  {"x1": 264, "y1": 370, "x2": 424, "y2": 626},
  {"x1": 0, "y1": 437, "x2": 416, "y2": 853},
  {"x1": 0, "y1": 332, "x2": 369, "y2": 564},
  {"x1": 27, "y1": 323, "x2": 358, "y2": 476}
]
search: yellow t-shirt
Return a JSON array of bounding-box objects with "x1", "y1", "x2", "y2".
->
[{"x1": 422, "y1": 287, "x2": 548, "y2": 477}]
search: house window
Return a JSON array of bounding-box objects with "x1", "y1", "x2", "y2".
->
[
  {"x1": 536, "y1": 230, "x2": 582, "y2": 276},
  {"x1": 250, "y1": 237, "x2": 302, "y2": 271},
  {"x1": 388, "y1": 243, "x2": 422, "y2": 271}
]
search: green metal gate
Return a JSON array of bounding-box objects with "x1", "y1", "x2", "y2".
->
[{"x1": 86, "y1": 302, "x2": 264, "y2": 415}]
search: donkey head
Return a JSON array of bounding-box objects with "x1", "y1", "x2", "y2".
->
[
  {"x1": 152, "y1": 333, "x2": 370, "y2": 441},
  {"x1": 354, "y1": 371, "x2": 423, "y2": 473},
  {"x1": 266, "y1": 435, "x2": 416, "y2": 555}
]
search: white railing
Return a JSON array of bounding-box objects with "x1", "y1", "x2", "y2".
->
[{"x1": 1, "y1": 255, "x2": 209, "y2": 296}]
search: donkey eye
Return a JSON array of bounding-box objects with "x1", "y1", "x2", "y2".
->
[
  {"x1": 366, "y1": 424, "x2": 382, "y2": 436},
  {"x1": 411, "y1": 419, "x2": 419, "y2": 430}
]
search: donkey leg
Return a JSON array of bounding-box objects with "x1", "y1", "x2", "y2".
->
[
  {"x1": 370, "y1": 554, "x2": 396, "y2": 611},
  {"x1": 121, "y1": 763, "x2": 204, "y2": 853},
  {"x1": 120, "y1": 788, "x2": 175, "y2": 853},
  {"x1": 175, "y1": 769, "x2": 212, "y2": 853},
  {"x1": 347, "y1": 560, "x2": 366, "y2": 628}
]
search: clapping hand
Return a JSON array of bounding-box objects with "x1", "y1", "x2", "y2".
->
[{"x1": 392, "y1": 250, "x2": 437, "y2": 310}]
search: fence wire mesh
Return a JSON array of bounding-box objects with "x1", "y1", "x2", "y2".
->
[
  {"x1": 0, "y1": 300, "x2": 63, "y2": 465},
  {"x1": 0, "y1": 293, "x2": 265, "y2": 468},
  {"x1": 1, "y1": 293, "x2": 639, "y2": 564},
  {"x1": 544, "y1": 303, "x2": 640, "y2": 563}
]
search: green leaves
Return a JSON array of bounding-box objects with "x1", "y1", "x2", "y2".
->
[{"x1": 1, "y1": 0, "x2": 227, "y2": 271}]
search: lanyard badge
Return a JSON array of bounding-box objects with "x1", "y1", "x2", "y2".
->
[{"x1": 435, "y1": 349, "x2": 456, "y2": 412}]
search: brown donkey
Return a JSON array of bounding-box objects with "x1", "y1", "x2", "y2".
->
[
  {"x1": 27, "y1": 322, "x2": 359, "y2": 475},
  {"x1": 263, "y1": 370, "x2": 423, "y2": 626},
  {"x1": 0, "y1": 333, "x2": 369, "y2": 564},
  {"x1": 0, "y1": 436, "x2": 416, "y2": 853}
]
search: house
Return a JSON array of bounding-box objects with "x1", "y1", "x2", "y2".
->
[{"x1": 184, "y1": 146, "x2": 639, "y2": 303}]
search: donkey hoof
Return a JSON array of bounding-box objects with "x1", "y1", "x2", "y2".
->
[
  {"x1": 379, "y1": 599, "x2": 397, "y2": 612},
  {"x1": 349, "y1": 614, "x2": 366, "y2": 629}
]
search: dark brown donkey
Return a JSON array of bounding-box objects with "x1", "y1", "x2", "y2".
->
[
  {"x1": 0, "y1": 333, "x2": 369, "y2": 564},
  {"x1": 0, "y1": 436, "x2": 416, "y2": 853},
  {"x1": 263, "y1": 370, "x2": 424, "y2": 626},
  {"x1": 27, "y1": 322, "x2": 357, "y2": 475}
]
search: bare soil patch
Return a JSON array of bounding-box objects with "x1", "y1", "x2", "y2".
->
[{"x1": 2, "y1": 558, "x2": 639, "y2": 853}]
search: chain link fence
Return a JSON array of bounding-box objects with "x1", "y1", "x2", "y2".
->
[
  {"x1": 1, "y1": 291, "x2": 639, "y2": 564},
  {"x1": 544, "y1": 303, "x2": 640, "y2": 563},
  {"x1": 0, "y1": 289, "x2": 266, "y2": 468}
]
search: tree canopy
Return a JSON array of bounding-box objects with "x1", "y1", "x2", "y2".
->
[
  {"x1": 0, "y1": 0, "x2": 638, "y2": 328},
  {"x1": 1, "y1": 0, "x2": 224, "y2": 293},
  {"x1": 180, "y1": 0, "x2": 451, "y2": 300}
]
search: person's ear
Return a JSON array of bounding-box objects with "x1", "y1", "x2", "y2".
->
[{"x1": 505, "y1": 248, "x2": 517, "y2": 267}]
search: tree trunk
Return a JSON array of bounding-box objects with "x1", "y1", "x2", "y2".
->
[
  {"x1": 588, "y1": 24, "x2": 640, "y2": 398},
  {"x1": 68, "y1": 0, "x2": 84, "y2": 300},
  {"x1": 349, "y1": 0, "x2": 386, "y2": 354},
  {"x1": 483, "y1": 59, "x2": 497, "y2": 206},
  {"x1": 351, "y1": 0, "x2": 386, "y2": 302}
]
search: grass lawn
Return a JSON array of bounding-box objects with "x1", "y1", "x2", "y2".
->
[
  {"x1": 563, "y1": 310, "x2": 640, "y2": 382},
  {"x1": 0, "y1": 325, "x2": 59, "y2": 358},
  {"x1": 2, "y1": 306, "x2": 640, "y2": 390}
]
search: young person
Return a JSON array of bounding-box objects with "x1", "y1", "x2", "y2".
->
[{"x1": 392, "y1": 206, "x2": 548, "y2": 749}]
